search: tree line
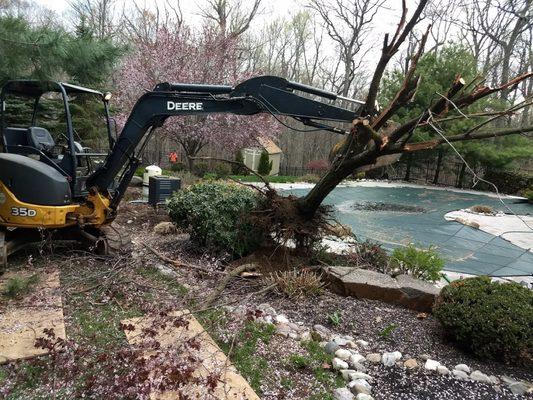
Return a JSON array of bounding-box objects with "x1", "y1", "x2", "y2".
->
[{"x1": 0, "y1": 0, "x2": 531, "y2": 180}]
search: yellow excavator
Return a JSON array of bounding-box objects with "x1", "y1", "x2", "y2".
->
[{"x1": 0, "y1": 77, "x2": 363, "y2": 269}]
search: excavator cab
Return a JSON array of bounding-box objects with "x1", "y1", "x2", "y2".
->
[{"x1": 0, "y1": 80, "x2": 116, "y2": 199}]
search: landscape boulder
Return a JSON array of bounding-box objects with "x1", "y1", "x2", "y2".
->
[{"x1": 323, "y1": 267, "x2": 440, "y2": 312}]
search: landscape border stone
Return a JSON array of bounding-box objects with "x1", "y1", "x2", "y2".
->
[{"x1": 323, "y1": 267, "x2": 440, "y2": 312}]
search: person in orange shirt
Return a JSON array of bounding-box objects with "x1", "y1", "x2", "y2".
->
[{"x1": 168, "y1": 151, "x2": 178, "y2": 164}]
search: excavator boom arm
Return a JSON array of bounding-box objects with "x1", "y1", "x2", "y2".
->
[{"x1": 86, "y1": 75, "x2": 362, "y2": 209}]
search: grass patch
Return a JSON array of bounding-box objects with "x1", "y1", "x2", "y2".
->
[
  {"x1": 379, "y1": 323, "x2": 398, "y2": 339},
  {"x1": 310, "y1": 393, "x2": 335, "y2": 400},
  {"x1": 301, "y1": 340, "x2": 345, "y2": 388},
  {"x1": 218, "y1": 321, "x2": 275, "y2": 394},
  {"x1": 1, "y1": 361, "x2": 47, "y2": 399},
  {"x1": 287, "y1": 354, "x2": 311, "y2": 369},
  {"x1": 2, "y1": 273, "x2": 40, "y2": 299},
  {"x1": 71, "y1": 297, "x2": 140, "y2": 347},
  {"x1": 136, "y1": 265, "x2": 187, "y2": 296},
  {"x1": 280, "y1": 377, "x2": 294, "y2": 389}
]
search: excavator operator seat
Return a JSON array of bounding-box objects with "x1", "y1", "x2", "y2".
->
[{"x1": 27, "y1": 127, "x2": 55, "y2": 152}]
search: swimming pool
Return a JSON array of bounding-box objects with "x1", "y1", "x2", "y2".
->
[{"x1": 283, "y1": 184, "x2": 533, "y2": 277}]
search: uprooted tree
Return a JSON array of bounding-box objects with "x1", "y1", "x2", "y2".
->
[
  {"x1": 246, "y1": 0, "x2": 532, "y2": 247},
  {"x1": 295, "y1": 0, "x2": 531, "y2": 216}
]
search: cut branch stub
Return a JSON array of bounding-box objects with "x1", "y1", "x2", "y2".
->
[{"x1": 387, "y1": 75, "x2": 466, "y2": 143}]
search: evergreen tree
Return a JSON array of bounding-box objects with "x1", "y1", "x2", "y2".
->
[
  {"x1": 257, "y1": 150, "x2": 272, "y2": 175},
  {"x1": 0, "y1": 15, "x2": 123, "y2": 87},
  {"x1": 380, "y1": 44, "x2": 532, "y2": 172},
  {"x1": 232, "y1": 149, "x2": 246, "y2": 175}
]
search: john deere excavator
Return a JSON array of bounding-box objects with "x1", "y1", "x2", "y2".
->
[{"x1": 0, "y1": 76, "x2": 363, "y2": 269}]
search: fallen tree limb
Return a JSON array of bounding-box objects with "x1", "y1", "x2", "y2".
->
[
  {"x1": 205, "y1": 263, "x2": 258, "y2": 307},
  {"x1": 141, "y1": 242, "x2": 220, "y2": 275}
]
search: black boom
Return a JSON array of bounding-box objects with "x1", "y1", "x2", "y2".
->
[{"x1": 86, "y1": 75, "x2": 363, "y2": 210}]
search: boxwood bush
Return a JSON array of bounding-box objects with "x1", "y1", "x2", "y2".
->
[
  {"x1": 434, "y1": 276, "x2": 533, "y2": 362},
  {"x1": 167, "y1": 181, "x2": 264, "y2": 256}
]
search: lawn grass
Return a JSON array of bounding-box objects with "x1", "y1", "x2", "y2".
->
[
  {"x1": 211, "y1": 320, "x2": 275, "y2": 395},
  {"x1": 2, "y1": 273, "x2": 40, "y2": 299},
  {"x1": 230, "y1": 175, "x2": 301, "y2": 183},
  {"x1": 301, "y1": 340, "x2": 345, "y2": 388},
  {"x1": 136, "y1": 265, "x2": 187, "y2": 296}
]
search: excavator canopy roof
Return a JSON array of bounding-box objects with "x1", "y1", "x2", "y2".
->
[{"x1": 1, "y1": 80, "x2": 103, "y2": 98}]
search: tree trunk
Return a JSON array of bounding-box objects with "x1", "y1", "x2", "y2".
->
[
  {"x1": 186, "y1": 155, "x2": 195, "y2": 171},
  {"x1": 298, "y1": 146, "x2": 379, "y2": 218},
  {"x1": 433, "y1": 149, "x2": 444, "y2": 185},
  {"x1": 457, "y1": 163, "x2": 466, "y2": 189},
  {"x1": 404, "y1": 153, "x2": 413, "y2": 181}
]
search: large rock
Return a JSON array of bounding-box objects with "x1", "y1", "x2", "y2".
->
[
  {"x1": 395, "y1": 274, "x2": 441, "y2": 312},
  {"x1": 452, "y1": 369, "x2": 469, "y2": 380},
  {"x1": 323, "y1": 267, "x2": 440, "y2": 312},
  {"x1": 403, "y1": 359, "x2": 418, "y2": 369},
  {"x1": 324, "y1": 341, "x2": 341, "y2": 354},
  {"x1": 424, "y1": 359, "x2": 441, "y2": 371},
  {"x1": 333, "y1": 388, "x2": 355, "y2": 400},
  {"x1": 470, "y1": 370, "x2": 492, "y2": 384},
  {"x1": 454, "y1": 364, "x2": 470, "y2": 374},
  {"x1": 333, "y1": 358, "x2": 349, "y2": 370},
  {"x1": 349, "y1": 379, "x2": 372, "y2": 395},
  {"x1": 366, "y1": 353, "x2": 381, "y2": 363},
  {"x1": 382, "y1": 351, "x2": 402, "y2": 367},
  {"x1": 335, "y1": 349, "x2": 352, "y2": 360}
]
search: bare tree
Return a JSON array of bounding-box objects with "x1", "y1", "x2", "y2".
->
[
  {"x1": 198, "y1": 0, "x2": 262, "y2": 38},
  {"x1": 458, "y1": 0, "x2": 533, "y2": 103},
  {"x1": 68, "y1": 0, "x2": 118, "y2": 38},
  {"x1": 120, "y1": 0, "x2": 183, "y2": 44},
  {"x1": 0, "y1": 0, "x2": 30, "y2": 16},
  {"x1": 307, "y1": 0, "x2": 386, "y2": 97},
  {"x1": 249, "y1": 11, "x2": 325, "y2": 85}
]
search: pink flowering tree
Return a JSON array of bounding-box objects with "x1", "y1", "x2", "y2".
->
[{"x1": 114, "y1": 25, "x2": 281, "y2": 170}]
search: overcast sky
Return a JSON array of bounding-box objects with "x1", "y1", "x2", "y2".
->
[{"x1": 32, "y1": 0, "x2": 408, "y2": 37}]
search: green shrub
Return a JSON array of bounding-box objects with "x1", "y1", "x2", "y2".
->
[
  {"x1": 257, "y1": 151, "x2": 272, "y2": 176},
  {"x1": 167, "y1": 181, "x2": 264, "y2": 255},
  {"x1": 327, "y1": 311, "x2": 342, "y2": 327},
  {"x1": 434, "y1": 276, "x2": 533, "y2": 362},
  {"x1": 351, "y1": 172, "x2": 366, "y2": 180},
  {"x1": 523, "y1": 187, "x2": 533, "y2": 203},
  {"x1": 134, "y1": 166, "x2": 145, "y2": 177},
  {"x1": 170, "y1": 162, "x2": 185, "y2": 172},
  {"x1": 481, "y1": 169, "x2": 533, "y2": 195},
  {"x1": 214, "y1": 162, "x2": 231, "y2": 179},
  {"x1": 391, "y1": 244, "x2": 444, "y2": 282},
  {"x1": 193, "y1": 162, "x2": 209, "y2": 177},
  {"x1": 232, "y1": 150, "x2": 247, "y2": 175},
  {"x1": 300, "y1": 174, "x2": 321, "y2": 183},
  {"x1": 346, "y1": 240, "x2": 390, "y2": 271},
  {"x1": 202, "y1": 172, "x2": 218, "y2": 181}
]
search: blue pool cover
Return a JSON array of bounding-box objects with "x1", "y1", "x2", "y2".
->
[{"x1": 284, "y1": 185, "x2": 533, "y2": 277}]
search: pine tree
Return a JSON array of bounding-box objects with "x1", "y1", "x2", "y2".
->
[
  {"x1": 232, "y1": 149, "x2": 246, "y2": 175},
  {"x1": 257, "y1": 150, "x2": 272, "y2": 176}
]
